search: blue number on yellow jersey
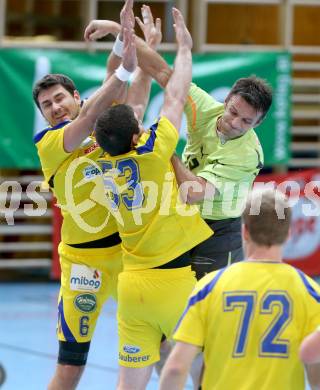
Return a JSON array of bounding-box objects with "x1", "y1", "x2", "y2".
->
[
  {"x1": 174, "y1": 261, "x2": 320, "y2": 390},
  {"x1": 98, "y1": 116, "x2": 213, "y2": 271}
]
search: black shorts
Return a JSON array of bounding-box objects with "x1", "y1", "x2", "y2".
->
[{"x1": 190, "y1": 217, "x2": 244, "y2": 280}]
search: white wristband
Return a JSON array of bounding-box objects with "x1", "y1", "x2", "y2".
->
[
  {"x1": 115, "y1": 64, "x2": 132, "y2": 82},
  {"x1": 112, "y1": 34, "x2": 124, "y2": 58}
]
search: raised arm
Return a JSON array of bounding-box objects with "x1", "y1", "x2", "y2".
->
[
  {"x1": 126, "y1": 4, "x2": 162, "y2": 120},
  {"x1": 83, "y1": 18, "x2": 171, "y2": 88},
  {"x1": 63, "y1": 27, "x2": 137, "y2": 152},
  {"x1": 84, "y1": 20, "x2": 121, "y2": 82},
  {"x1": 84, "y1": 0, "x2": 135, "y2": 84},
  {"x1": 159, "y1": 7, "x2": 192, "y2": 132}
]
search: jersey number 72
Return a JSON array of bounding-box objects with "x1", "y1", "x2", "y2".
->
[{"x1": 223, "y1": 290, "x2": 292, "y2": 358}]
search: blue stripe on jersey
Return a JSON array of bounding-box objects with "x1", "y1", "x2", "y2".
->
[
  {"x1": 175, "y1": 267, "x2": 226, "y2": 332},
  {"x1": 136, "y1": 121, "x2": 158, "y2": 155},
  {"x1": 296, "y1": 269, "x2": 320, "y2": 303},
  {"x1": 58, "y1": 297, "x2": 76, "y2": 342},
  {"x1": 33, "y1": 120, "x2": 71, "y2": 144}
]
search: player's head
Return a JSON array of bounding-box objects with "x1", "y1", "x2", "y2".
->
[
  {"x1": 95, "y1": 104, "x2": 143, "y2": 156},
  {"x1": 33, "y1": 74, "x2": 81, "y2": 127},
  {"x1": 242, "y1": 188, "x2": 291, "y2": 250},
  {"x1": 219, "y1": 76, "x2": 272, "y2": 139}
]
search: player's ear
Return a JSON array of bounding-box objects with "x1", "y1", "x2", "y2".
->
[
  {"x1": 254, "y1": 112, "x2": 265, "y2": 127},
  {"x1": 73, "y1": 90, "x2": 81, "y2": 104},
  {"x1": 242, "y1": 223, "x2": 249, "y2": 242},
  {"x1": 286, "y1": 226, "x2": 291, "y2": 241},
  {"x1": 224, "y1": 93, "x2": 231, "y2": 109},
  {"x1": 132, "y1": 133, "x2": 140, "y2": 146}
]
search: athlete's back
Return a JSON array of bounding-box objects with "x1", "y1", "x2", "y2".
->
[
  {"x1": 174, "y1": 261, "x2": 320, "y2": 390},
  {"x1": 99, "y1": 115, "x2": 212, "y2": 270}
]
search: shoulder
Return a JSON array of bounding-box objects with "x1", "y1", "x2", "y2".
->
[
  {"x1": 294, "y1": 268, "x2": 320, "y2": 301},
  {"x1": 190, "y1": 268, "x2": 227, "y2": 302},
  {"x1": 137, "y1": 116, "x2": 178, "y2": 154},
  {"x1": 33, "y1": 120, "x2": 71, "y2": 145},
  {"x1": 157, "y1": 116, "x2": 179, "y2": 135},
  {"x1": 188, "y1": 83, "x2": 223, "y2": 108}
]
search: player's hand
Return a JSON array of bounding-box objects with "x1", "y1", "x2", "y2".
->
[
  {"x1": 84, "y1": 20, "x2": 118, "y2": 41},
  {"x1": 135, "y1": 5, "x2": 162, "y2": 50},
  {"x1": 172, "y1": 8, "x2": 192, "y2": 50},
  {"x1": 120, "y1": 0, "x2": 135, "y2": 35},
  {"x1": 122, "y1": 28, "x2": 137, "y2": 73}
]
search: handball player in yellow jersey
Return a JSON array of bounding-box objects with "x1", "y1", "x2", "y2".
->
[
  {"x1": 32, "y1": 2, "x2": 150, "y2": 388},
  {"x1": 95, "y1": 8, "x2": 212, "y2": 390},
  {"x1": 160, "y1": 188, "x2": 320, "y2": 390}
]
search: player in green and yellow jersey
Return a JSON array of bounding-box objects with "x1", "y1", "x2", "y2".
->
[
  {"x1": 160, "y1": 188, "x2": 320, "y2": 390},
  {"x1": 95, "y1": 8, "x2": 212, "y2": 390}
]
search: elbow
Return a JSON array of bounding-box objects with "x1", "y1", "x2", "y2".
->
[
  {"x1": 300, "y1": 348, "x2": 312, "y2": 365},
  {"x1": 161, "y1": 363, "x2": 187, "y2": 385},
  {"x1": 300, "y1": 349, "x2": 320, "y2": 366},
  {"x1": 167, "y1": 364, "x2": 185, "y2": 377}
]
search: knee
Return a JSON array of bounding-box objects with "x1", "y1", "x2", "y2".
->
[
  {"x1": 59, "y1": 364, "x2": 84, "y2": 377},
  {"x1": 48, "y1": 364, "x2": 85, "y2": 390}
]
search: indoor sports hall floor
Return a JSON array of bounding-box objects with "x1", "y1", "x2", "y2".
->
[
  {"x1": 0, "y1": 282, "x2": 194, "y2": 390},
  {"x1": 0, "y1": 282, "x2": 312, "y2": 390}
]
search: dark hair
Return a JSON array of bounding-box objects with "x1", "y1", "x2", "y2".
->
[
  {"x1": 32, "y1": 74, "x2": 77, "y2": 109},
  {"x1": 243, "y1": 189, "x2": 291, "y2": 247},
  {"x1": 227, "y1": 76, "x2": 273, "y2": 120},
  {"x1": 95, "y1": 104, "x2": 140, "y2": 156}
]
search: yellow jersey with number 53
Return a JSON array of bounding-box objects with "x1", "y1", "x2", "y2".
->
[
  {"x1": 174, "y1": 261, "x2": 320, "y2": 390},
  {"x1": 34, "y1": 121, "x2": 118, "y2": 244},
  {"x1": 98, "y1": 116, "x2": 213, "y2": 271}
]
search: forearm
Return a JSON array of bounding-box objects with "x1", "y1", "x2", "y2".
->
[
  {"x1": 126, "y1": 68, "x2": 152, "y2": 120},
  {"x1": 105, "y1": 52, "x2": 122, "y2": 82},
  {"x1": 136, "y1": 38, "x2": 171, "y2": 88},
  {"x1": 159, "y1": 370, "x2": 188, "y2": 390},
  {"x1": 159, "y1": 342, "x2": 198, "y2": 390},
  {"x1": 105, "y1": 23, "x2": 123, "y2": 81},
  {"x1": 306, "y1": 364, "x2": 320, "y2": 390},
  {"x1": 172, "y1": 154, "x2": 199, "y2": 186},
  {"x1": 64, "y1": 75, "x2": 126, "y2": 152},
  {"x1": 99, "y1": 20, "x2": 171, "y2": 87},
  {"x1": 165, "y1": 46, "x2": 192, "y2": 106},
  {"x1": 81, "y1": 75, "x2": 125, "y2": 119},
  {"x1": 171, "y1": 155, "x2": 214, "y2": 204}
]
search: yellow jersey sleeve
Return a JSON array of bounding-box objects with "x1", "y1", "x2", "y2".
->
[
  {"x1": 174, "y1": 271, "x2": 223, "y2": 347},
  {"x1": 35, "y1": 123, "x2": 71, "y2": 183},
  {"x1": 136, "y1": 116, "x2": 178, "y2": 161},
  {"x1": 298, "y1": 272, "x2": 320, "y2": 338}
]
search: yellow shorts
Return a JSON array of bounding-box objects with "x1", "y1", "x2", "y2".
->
[
  {"x1": 117, "y1": 266, "x2": 196, "y2": 367},
  {"x1": 57, "y1": 242, "x2": 122, "y2": 343}
]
